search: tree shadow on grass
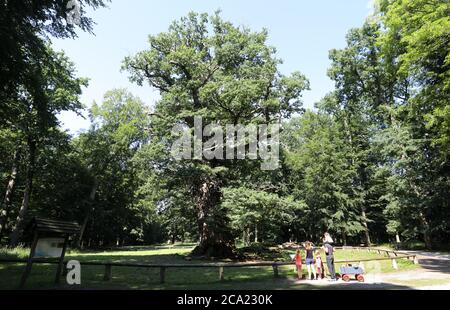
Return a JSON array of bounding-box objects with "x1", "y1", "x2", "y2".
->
[
  {"x1": 82, "y1": 244, "x2": 197, "y2": 253},
  {"x1": 66, "y1": 253, "x2": 190, "y2": 264}
]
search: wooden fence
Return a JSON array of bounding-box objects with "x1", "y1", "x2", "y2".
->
[{"x1": 0, "y1": 247, "x2": 418, "y2": 284}]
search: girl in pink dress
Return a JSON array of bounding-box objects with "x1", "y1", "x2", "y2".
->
[
  {"x1": 315, "y1": 250, "x2": 324, "y2": 279},
  {"x1": 292, "y1": 249, "x2": 303, "y2": 280}
]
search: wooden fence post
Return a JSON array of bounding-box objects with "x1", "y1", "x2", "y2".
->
[
  {"x1": 413, "y1": 256, "x2": 419, "y2": 265},
  {"x1": 391, "y1": 258, "x2": 398, "y2": 270},
  {"x1": 272, "y1": 265, "x2": 279, "y2": 278},
  {"x1": 103, "y1": 264, "x2": 112, "y2": 281},
  {"x1": 160, "y1": 267, "x2": 166, "y2": 284},
  {"x1": 54, "y1": 236, "x2": 69, "y2": 284},
  {"x1": 219, "y1": 267, "x2": 224, "y2": 281},
  {"x1": 62, "y1": 262, "x2": 69, "y2": 277}
]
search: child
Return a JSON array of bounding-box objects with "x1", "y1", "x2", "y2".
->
[
  {"x1": 315, "y1": 250, "x2": 324, "y2": 280},
  {"x1": 292, "y1": 249, "x2": 303, "y2": 280}
]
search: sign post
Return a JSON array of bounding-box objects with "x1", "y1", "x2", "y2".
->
[
  {"x1": 19, "y1": 217, "x2": 80, "y2": 289},
  {"x1": 19, "y1": 231, "x2": 39, "y2": 288}
]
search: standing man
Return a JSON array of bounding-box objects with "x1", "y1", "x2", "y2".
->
[{"x1": 323, "y1": 233, "x2": 336, "y2": 281}]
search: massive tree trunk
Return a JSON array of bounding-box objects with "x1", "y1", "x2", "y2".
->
[
  {"x1": 0, "y1": 149, "x2": 20, "y2": 242},
  {"x1": 9, "y1": 138, "x2": 36, "y2": 247},
  {"x1": 191, "y1": 179, "x2": 235, "y2": 258}
]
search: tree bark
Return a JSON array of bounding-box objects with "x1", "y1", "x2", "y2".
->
[
  {"x1": 191, "y1": 179, "x2": 235, "y2": 258},
  {"x1": 341, "y1": 229, "x2": 347, "y2": 246},
  {"x1": 419, "y1": 212, "x2": 432, "y2": 250},
  {"x1": 246, "y1": 227, "x2": 250, "y2": 246},
  {"x1": 77, "y1": 178, "x2": 98, "y2": 248},
  {"x1": 9, "y1": 139, "x2": 36, "y2": 247},
  {"x1": 0, "y1": 149, "x2": 20, "y2": 242},
  {"x1": 254, "y1": 224, "x2": 258, "y2": 243},
  {"x1": 361, "y1": 207, "x2": 371, "y2": 246},
  {"x1": 243, "y1": 229, "x2": 250, "y2": 246}
]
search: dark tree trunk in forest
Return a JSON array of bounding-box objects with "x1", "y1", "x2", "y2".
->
[
  {"x1": 9, "y1": 139, "x2": 36, "y2": 247},
  {"x1": 242, "y1": 228, "x2": 251, "y2": 246},
  {"x1": 191, "y1": 179, "x2": 235, "y2": 258},
  {"x1": 77, "y1": 178, "x2": 98, "y2": 248},
  {"x1": 419, "y1": 212, "x2": 432, "y2": 250},
  {"x1": 0, "y1": 149, "x2": 20, "y2": 242},
  {"x1": 341, "y1": 229, "x2": 347, "y2": 246},
  {"x1": 361, "y1": 208, "x2": 371, "y2": 246}
]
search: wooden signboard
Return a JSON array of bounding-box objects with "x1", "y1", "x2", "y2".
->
[
  {"x1": 34, "y1": 238, "x2": 66, "y2": 258},
  {"x1": 19, "y1": 217, "x2": 80, "y2": 288}
]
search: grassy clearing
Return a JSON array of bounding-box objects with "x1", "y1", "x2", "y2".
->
[{"x1": 0, "y1": 244, "x2": 418, "y2": 290}]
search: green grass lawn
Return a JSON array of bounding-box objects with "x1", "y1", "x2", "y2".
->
[{"x1": 0, "y1": 244, "x2": 418, "y2": 290}]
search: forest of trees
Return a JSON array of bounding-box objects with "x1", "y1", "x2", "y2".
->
[{"x1": 0, "y1": 0, "x2": 448, "y2": 257}]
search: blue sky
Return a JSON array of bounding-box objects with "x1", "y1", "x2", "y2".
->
[{"x1": 54, "y1": 0, "x2": 373, "y2": 135}]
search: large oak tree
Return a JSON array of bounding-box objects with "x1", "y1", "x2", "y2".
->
[{"x1": 124, "y1": 12, "x2": 309, "y2": 257}]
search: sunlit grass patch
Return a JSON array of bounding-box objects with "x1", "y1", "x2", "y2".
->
[{"x1": 0, "y1": 246, "x2": 29, "y2": 259}]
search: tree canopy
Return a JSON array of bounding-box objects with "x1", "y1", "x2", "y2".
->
[{"x1": 1, "y1": 1, "x2": 449, "y2": 253}]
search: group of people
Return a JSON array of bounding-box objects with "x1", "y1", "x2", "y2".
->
[{"x1": 292, "y1": 232, "x2": 337, "y2": 281}]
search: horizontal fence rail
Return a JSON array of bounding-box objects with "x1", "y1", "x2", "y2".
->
[{"x1": 0, "y1": 247, "x2": 418, "y2": 285}]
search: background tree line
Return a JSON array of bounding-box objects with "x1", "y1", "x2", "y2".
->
[{"x1": 0, "y1": 0, "x2": 448, "y2": 255}]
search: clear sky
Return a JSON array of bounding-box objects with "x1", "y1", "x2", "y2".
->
[{"x1": 54, "y1": 0, "x2": 374, "y2": 135}]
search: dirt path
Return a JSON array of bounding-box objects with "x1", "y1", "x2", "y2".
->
[
  {"x1": 382, "y1": 250, "x2": 450, "y2": 289},
  {"x1": 370, "y1": 251, "x2": 450, "y2": 289},
  {"x1": 289, "y1": 251, "x2": 450, "y2": 290}
]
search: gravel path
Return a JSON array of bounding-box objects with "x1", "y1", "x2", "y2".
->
[
  {"x1": 372, "y1": 250, "x2": 450, "y2": 289},
  {"x1": 378, "y1": 251, "x2": 450, "y2": 289},
  {"x1": 290, "y1": 250, "x2": 450, "y2": 290}
]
